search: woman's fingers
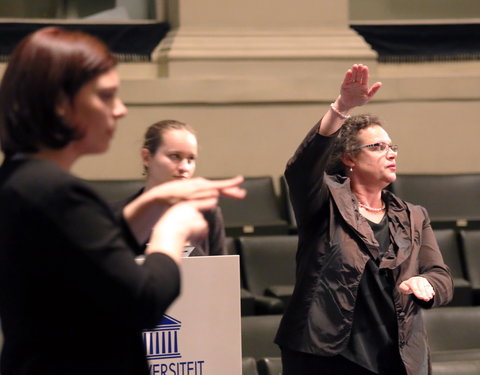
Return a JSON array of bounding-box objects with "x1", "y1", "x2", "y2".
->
[
  {"x1": 339, "y1": 64, "x2": 382, "y2": 108},
  {"x1": 367, "y1": 82, "x2": 383, "y2": 99},
  {"x1": 145, "y1": 176, "x2": 246, "y2": 209},
  {"x1": 220, "y1": 186, "x2": 247, "y2": 199},
  {"x1": 175, "y1": 176, "x2": 246, "y2": 200}
]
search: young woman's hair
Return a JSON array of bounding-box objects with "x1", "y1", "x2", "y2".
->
[
  {"x1": 0, "y1": 26, "x2": 117, "y2": 157},
  {"x1": 326, "y1": 114, "x2": 384, "y2": 176},
  {"x1": 142, "y1": 119, "x2": 196, "y2": 154}
]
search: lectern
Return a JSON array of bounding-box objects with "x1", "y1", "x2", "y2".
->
[{"x1": 141, "y1": 255, "x2": 242, "y2": 375}]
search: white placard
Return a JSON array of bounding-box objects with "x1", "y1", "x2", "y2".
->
[{"x1": 141, "y1": 255, "x2": 242, "y2": 375}]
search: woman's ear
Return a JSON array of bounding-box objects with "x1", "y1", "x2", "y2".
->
[
  {"x1": 341, "y1": 152, "x2": 355, "y2": 169},
  {"x1": 141, "y1": 148, "x2": 151, "y2": 169},
  {"x1": 55, "y1": 92, "x2": 69, "y2": 118}
]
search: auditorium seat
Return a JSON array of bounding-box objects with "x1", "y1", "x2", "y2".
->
[
  {"x1": 218, "y1": 176, "x2": 289, "y2": 236},
  {"x1": 432, "y1": 360, "x2": 480, "y2": 375},
  {"x1": 224, "y1": 237, "x2": 256, "y2": 316},
  {"x1": 241, "y1": 315, "x2": 282, "y2": 360},
  {"x1": 257, "y1": 357, "x2": 282, "y2": 375},
  {"x1": 225, "y1": 236, "x2": 238, "y2": 255},
  {"x1": 240, "y1": 289, "x2": 256, "y2": 316},
  {"x1": 434, "y1": 229, "x2": 472, "y2": 306},
  {"x1": 423, "y1": 306, "x2": 480, "y2": 362},
  {"x1": 238, "y1": 235, "x2": 297, "y2": 314},
  {"x1": 459, "y1": 230, "x2": 480, "y2": 305},
  {"x1": 391, "y1": 174, "x2": 480, "y2": 229},
  {"x1": 84, "y1": 179, "x2": 144, "y2": 203},
  {"x1": 242, "y1": 357, "x2": 259, "y2": 375}
]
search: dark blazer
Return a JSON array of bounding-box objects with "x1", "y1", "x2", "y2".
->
[
  {"x1": 0, "y1": 158, "x2": 180, "y2": 375},
  {"x1": 275, "y1": 123, "x2": 453, "y2": 375}
]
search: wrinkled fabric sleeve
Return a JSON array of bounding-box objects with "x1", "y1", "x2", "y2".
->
[{"x1": 285, "y1": 121, "x2": 339, "y2": 227}]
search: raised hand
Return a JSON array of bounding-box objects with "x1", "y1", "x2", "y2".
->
[
  {"x1": 337, "y1": 64, "x2": 382, "y2": 110},
  {"x1": 319, "y1": 64, "x2": 382, "y2": 136}
]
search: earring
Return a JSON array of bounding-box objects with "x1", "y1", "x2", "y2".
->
[{"x1": 349, "y1": 167, "x2": 353, "y2": 172}]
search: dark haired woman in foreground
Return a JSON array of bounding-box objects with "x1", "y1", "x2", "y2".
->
[
  {"x1": 275, "y1": 64, "x2": 453, "y2": 375},
  {"x1": 0, "y1": 27, "x2": 244, "y2": 375}
]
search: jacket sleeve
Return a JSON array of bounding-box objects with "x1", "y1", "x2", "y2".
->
[
  {"x1": 285, "y1": 120, "x2": 338, "y2": 227},
  {"x1": 415, "y1": 206, "x2": 454, "y2": 308}
]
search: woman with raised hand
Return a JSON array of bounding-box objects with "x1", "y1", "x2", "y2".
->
[
  {"x1": 0, "y1": 27, "x2": 244, "y2": 375},
  {"x1": 275, "y1": 64, "x2": 453, "y2": 375}
]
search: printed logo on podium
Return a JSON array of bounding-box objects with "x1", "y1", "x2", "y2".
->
[
  {"x1": 143, "y1": 314, "x2": 181, "y2": 360},
  {"x1": 143, "y1": 314, "x2": 206, "y2": 375}
]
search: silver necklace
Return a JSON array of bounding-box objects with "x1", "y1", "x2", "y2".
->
[{"x1": 358, "y1": 202, "x2": 385, "y2": 212}]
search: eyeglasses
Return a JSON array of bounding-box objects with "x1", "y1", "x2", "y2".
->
[{"x1": 352, "y1": 142, "x2": 399, "y2": 153}]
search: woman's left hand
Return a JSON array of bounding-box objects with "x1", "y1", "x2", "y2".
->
[
  {"x1": 399, "y1": 276, "x2": 435, "y2": 301},
  {"x1": 337, "y1": 64, "x2": 382, "y2": 110}
]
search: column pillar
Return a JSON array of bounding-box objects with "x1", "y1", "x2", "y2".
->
[{"x1": 154, "y1": 0, "x2": 377, "y2": 78}]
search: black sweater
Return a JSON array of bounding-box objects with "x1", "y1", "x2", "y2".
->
[{"x1": 0, "y1": 158, "x2": 180, "y2": 375}]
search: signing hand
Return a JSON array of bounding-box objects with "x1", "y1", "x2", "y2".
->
[
  {"x1": 319, "y1": 64, "x2": 382, "y2": 136},
  {"x1": 146, "y1": 202, "x2": 210, "y2": 263},
  {"x1": 144, "y1": 175, "x2": 246, "y2": 207},
  {"x1": 337, "y1": 64, "x2": 382, "y2": 110},
  {"x1": 399, "y1": 276, "x2": 435, "y2": 302},
  {"x1": 124, "y1": 176, "x2": 246, "y2": 244}
]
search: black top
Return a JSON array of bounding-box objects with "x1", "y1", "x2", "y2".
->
[
  {"x1": 342, "y1": 214, "x2": 406, "y2": 374},
  {"x1": 0, "y1": 158, "x2": 180, "y2": 375}
]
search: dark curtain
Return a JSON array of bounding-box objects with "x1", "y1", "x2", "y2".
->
[
  {"x1": 351, "y1": 24, "x2": 480, "y2": 63},
  {"x1": 0, "y1": 22, "x2": 170, "y2": 62}
]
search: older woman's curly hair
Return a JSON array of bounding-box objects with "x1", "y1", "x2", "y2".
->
[{"x1": 326, "y1": 114, "x2": 384, "y2": 177}]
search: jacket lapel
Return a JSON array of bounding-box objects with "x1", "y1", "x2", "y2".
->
[
  {"x1": 326, "y1": 175, "x2": 380, "y2": 260},
  {"x1": 326, "y1": 175, "x2": 416, "y2": 265}
]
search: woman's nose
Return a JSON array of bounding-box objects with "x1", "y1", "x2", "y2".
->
[
  {"x1": 387, "y1": 151, "x2": 397, "y2": 160},
  {"x1": 178, "y1": 159, "x2": 193, "y2": 171},
  {"x1": 114, "y1": 98, "x2": 127, "y2": 118}
]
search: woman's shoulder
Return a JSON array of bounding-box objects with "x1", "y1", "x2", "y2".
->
[
  {"x1": 1, "y1": 158, "x2": 97, "y2": 205},
  {"x1": 3, "y1": 158, "x2": 72, "y2": 183}
]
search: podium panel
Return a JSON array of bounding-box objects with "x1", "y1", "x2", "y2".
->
[{"x1": 142, "y1": 255, "x2": 242, "y2": 375}]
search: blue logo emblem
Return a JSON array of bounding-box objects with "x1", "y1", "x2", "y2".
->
[{"x1": 143, "y1": 314, "x2": 181, "y2": 360}]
